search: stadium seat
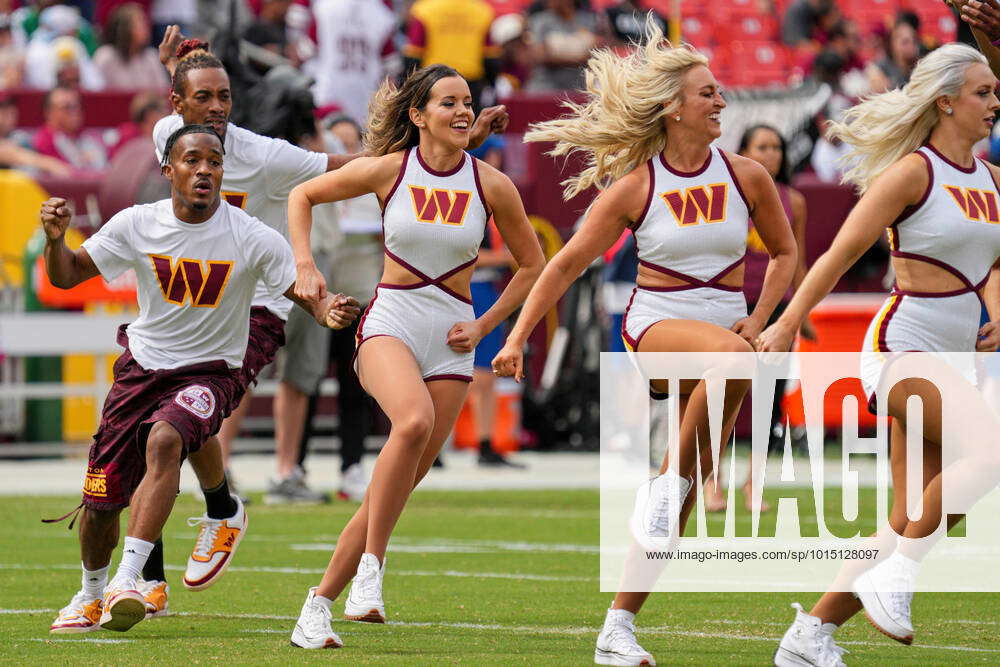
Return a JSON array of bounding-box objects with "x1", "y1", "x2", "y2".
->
[
  {"x1": 715, "y1": 13, "x2": 780, "y2": 44},
  {"x1": 840, "y1": 0, "x2": 898, "y2": 33},
  {"x1": 680, "y1": 14, "x2": 714, "y2": 48},
  {"x1": 722, "y1": 41, "x2": 790, "y2": 88},
  {"x1": 915, "y1": 3, "x2": 958, "y2": 45}
]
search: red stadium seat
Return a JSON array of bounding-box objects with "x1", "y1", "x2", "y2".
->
[
  {"x1": 680, "y1": 14, "x2": 714, "y2": 48},
  {"x1": 914, "y1": 3, "x2": 958, "y2": 45},
  {"x1": 723, "y1": 41, "x2": 791, "y2": 88},
  {"x1": 840, "y1": 0, "x2": 899, "y2": 33},
  {"x1": 716, "y1": 13, "x2": 780, "y2": 43}
]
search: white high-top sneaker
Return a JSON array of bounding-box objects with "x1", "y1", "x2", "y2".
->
[
  {"x1": 291, "y1": 587, "x2": 343, "y2": 649},
  {"x1": 852, "y1": 552, "x2": 917, "y2": 644},
  {"x1": 774, "y1": 603, "x2": 847, "y2": 666},
  {"x1": 630, "y1": 470, "x2": 692, "y2": 550},
  {"x1": 343, "y1": 553, "x2": 386, "y2": 622},
  {"x1": 595, "y1": 608, "x2": 656, "y2": 666}
]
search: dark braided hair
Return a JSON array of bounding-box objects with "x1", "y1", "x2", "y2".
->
[
  {"x1": 172, "y1": 40, "x2": 226, "y2": 97},
  {"x1": 161, "y1": 123, "x2": 225, "y2": 168}
]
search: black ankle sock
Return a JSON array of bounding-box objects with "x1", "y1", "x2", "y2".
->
[
  {"x1": 141, "y1": 537, "x2": 166, "y2": 582},
  {"x1": 479, "y1": 438, "x2": 493, "y2": 455},
  {"x1": 203, "y1": 478, "x2": 238, "y2": 519}
]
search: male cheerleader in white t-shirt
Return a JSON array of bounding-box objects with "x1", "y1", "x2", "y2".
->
[
  {"x1": 46, "y1": 124, "x2": 360, "y2": 635},
  {"x1": 139, "y1": 33, "x2": 507, "y2": 606}
]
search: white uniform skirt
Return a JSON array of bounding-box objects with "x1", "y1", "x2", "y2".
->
[
  {"x1": 859, "y1": 291, "x2": 981, "y2": 412},
  {"x1": 621, "y1": 286, "x2": 748, "y2": 351},
  {"x1": 355, "y1": 284, "x2": 475, "y2": 382}
]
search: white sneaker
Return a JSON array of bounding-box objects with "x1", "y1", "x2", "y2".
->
[
  {"x1": 136, "y1": 578, "x2": 169, "y2": 618},
  {"x1": 184, "y1": 495, "x2": 248, "y2": 590},
  {"x1": 595, "y1": 610, "x2": 655, "y2": 666},
  {"x1": 851, "y1": 552, "x2": 917, "y2": 644},
  {"x1": 98, "y1": 577, "x2": 145, "y2": 632},
  {"x1": 629, "y1": 470, "x2": 692, "y2": 550},
  {"x1": 50, "y1": 591, "x2": 103, "y2": 634},
  {"x1": 338, "y1": 463, "x2": 368, "y2": 502},
  {"x1": 343, "y1": 553, "x2": 386, "y2": 622},
  {"x1": 774, "y1": 603, "x2": 847, "y2": 666},
  {"x1": 290, "y1": 587, "x2": 343, "y2": 649}
]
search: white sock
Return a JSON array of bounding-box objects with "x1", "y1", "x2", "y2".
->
[
  {"x1": 81, "y1": 563, "x2": 109, "y2": 598},
  {"x1": 820, "y1": 622, "x2": 839, "y2": 635},
  {"x1": 314, "y1": 593, "x2": 334, "y2": 611},
  {"x1": 114, "y1": 537, "x2": 155, "y2": 583},
  {"x1": 606, "y1": 608, "x2": 636, "y2": 626}
]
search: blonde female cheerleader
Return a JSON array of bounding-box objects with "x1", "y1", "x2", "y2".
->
[
  {"x1": 284, "y1": 64, "x2": 545, "y2": 649},
  {"x1": 757, "y1": 44, "x2": 1000, "y2": 665},
  {"x1": 491, "y1": 20, "x2": 797, "y2": 666}
]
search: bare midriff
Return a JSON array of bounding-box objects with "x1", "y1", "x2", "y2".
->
[
  {"x1": 892, "y1": 256, "x2": 973, "y2": 294},
  {"x1": 380, "y1": 253, "x2": 475, "y2": 300},
  {"x1": 636, "y1": 262, "x2": 745, "y2": 290}
]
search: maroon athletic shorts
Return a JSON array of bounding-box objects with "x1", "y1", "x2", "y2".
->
[
  {"x1": 234, "y1": 306, "x2": 286, "y2": 393},
  {"x1": 82, "y1": 325, "x2": 242, "y2": 510}
]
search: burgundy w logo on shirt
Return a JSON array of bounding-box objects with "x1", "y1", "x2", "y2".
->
[{"x1": 149, "y1": 254, "x2": 234, "y2": 307}]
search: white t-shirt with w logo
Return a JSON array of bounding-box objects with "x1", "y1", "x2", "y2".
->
[{"x1": 82, "y1": 199, "x2": 296, "y2": 370}]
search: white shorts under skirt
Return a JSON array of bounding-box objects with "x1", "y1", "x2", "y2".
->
[
  {"x1": 355, "y1": 284, "x2": 475, "y2": 382},
  {"x1": 621, "y1": 287, "x2": 748, "y2": 351}
]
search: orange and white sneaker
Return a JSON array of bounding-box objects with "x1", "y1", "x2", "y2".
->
[
  {"x1": 99, "y1": 578, "x2": 146, "y2": 632},
  {"x1": 137, "y1": 578, "x2": 170, "y2": 618},
  {"x1": 183, "y1": 495, "x2": 247, "y2": 591},
  {"x1": 50, "y1": 592, "x2": 103, "y2": 634}
]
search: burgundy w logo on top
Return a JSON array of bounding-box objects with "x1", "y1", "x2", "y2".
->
[{"x1": 149, "y1": 254, "x2": 234, "y2": 307}]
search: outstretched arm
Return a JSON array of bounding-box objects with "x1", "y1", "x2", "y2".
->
[
  {"x1": 40, "y1": 197, "x2": 100, "y2": 289},
  {"x1": 283, "y1": 287, "x2": 362, "y2": 330}
]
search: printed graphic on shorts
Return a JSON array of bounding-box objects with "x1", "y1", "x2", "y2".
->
[
  {"x1": 83, "y1": 465, "x2": 108, "y2": 498},
  {"x1": 174, "y1": 384, "x2": 217, "y2": 419}
]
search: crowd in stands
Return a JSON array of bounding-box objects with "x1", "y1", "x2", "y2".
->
[{"x1": 0, "y1": 0, "x2": 974, "y2": 183}]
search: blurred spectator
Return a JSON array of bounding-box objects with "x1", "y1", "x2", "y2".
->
[
  {"x1": 310, "y1": 0, "x2": 398, "y2": 126},
  {"x1": 150, "y1": 0, "x2": 195, "y2": 45},
  {"x1": 197, "y1": 0, "x2": 254, "y2": 43},
  {"x1": 93, "y1": 2, "x2": 167, "y2": 89},
  {"x1": 23, "y1": 6, "x2": 104, "y2": 89},
  {"x1": 525, "y1": 0, "x2": 600, "y2": 92},
  {"x1": 604, "y1": 0, "x2": 667, "y2": 47},
  {"x1": 867, "y1": 16, "x2": 919, "y2": 92},
  {"x1": 491, "y1": 13, "x2": 531, "y2": 96},
  {"x1": 95, "y1": 0, "x2": 150, "y2": 27},
  {"x1": 403, "y1": 0, "x2": 500, "y2": 108},
  {"x1": 108, "y1": 89, "x2": 168, "y2": 157},
  {"x1": 15, "y1": 0, "x2": 99, "y2": 54},
  {"x1": 33, "y1": 86, "x2": 108, "y2": 170},
  {"x1": 810, "y1": 50, "x2": 855, "y2": 183},
  {"x1": 781, "y1": 0, "x2": 835, "y2": 48},
  {"x1": 0, "y1": 14, "x2": 25, "y2": 88},
  {"x1": 243, "y1": 0, "x2": 302, "y2": 72},
  {"x1": 0, "y1": 91, "x2": 71, "y2": 174},
  {"x1": 818, "y1": 19, "x2": 863, "y2": 74}
]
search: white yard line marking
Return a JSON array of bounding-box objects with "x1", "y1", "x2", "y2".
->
[
  {"x1": 0, "y1": 563, "x2": 594, "y2": 582},
  {"x1": 6, "y1": 608, "x2": 999, "y2": 654},
  {"x1": 28, "y1": 638, "x2": 133, "y2": 644}
]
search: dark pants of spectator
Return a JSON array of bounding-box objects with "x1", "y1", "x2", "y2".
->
[{"x1": 297, "y1": 317, "x2": 369, "y2": 473}]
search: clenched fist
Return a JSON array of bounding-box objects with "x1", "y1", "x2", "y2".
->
[{"x1": 40, "y1": 197, "x2": 72, "y2": 241}]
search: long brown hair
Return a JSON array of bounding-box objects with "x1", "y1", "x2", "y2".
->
[{"x1": 364, "y1": 64, "x2": 463, "y2": 157}]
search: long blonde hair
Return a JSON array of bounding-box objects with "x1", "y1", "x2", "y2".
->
[
  {"x1": 524, "y1": 17, "x2": 708, "y2": 200},
  {"x1": 829, "y1": 43, "x2": 988, "y2": 193}
]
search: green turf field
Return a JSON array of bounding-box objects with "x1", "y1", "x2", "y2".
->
[{"x1": 2, "y1": 489, "x2": 998, "y2": 664}]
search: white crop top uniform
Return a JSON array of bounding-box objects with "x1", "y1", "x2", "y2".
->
[
  {"x1": 622, "y1": 146, "x2": 751, "y2": 350},
  {"x1": 860, "y1": 144, "x2": 1000, "y2": 411},
  {"x1": 355, "y1": 147, "x2": 490, "y2": 381}
]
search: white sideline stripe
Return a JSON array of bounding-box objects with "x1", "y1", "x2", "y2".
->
[
  {"x1": 0, "y1": 563, "x2": 594, "y2": 583},
  {"x1": 7, "y1": 610, "x2": 1000, "y2": 654},
  {"x1": 28, "y1": 638, "x2": 133, "y2": 644}
]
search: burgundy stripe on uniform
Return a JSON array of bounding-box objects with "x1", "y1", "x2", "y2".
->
[
  {"x1": 424, "y1": 373, "x2": 473, "y2": 382},
  {"x1": 892, "y1": 150, "x2": 934, "y2": 227},
  {"x1": 630, "y1": 160, "x2": 656, "y2": 232},
  {"x1": 381, "y1": 148, "x2": 410, "y2": 213},
  {"x1": 416, "y1": 147, "x2": 466, "y2": 177},
  {"x1": 470, "y1": 156, "x2": 491, "y2": 218},
  {"x1": 925, "y1": 142, "x2": 976, "y2": 174},
  {"x1": 382, "y1": 249, "x2": 476, "y2": 304},
  {"x1": 876, "y1": 296, "x2": 903, "y2": 352},
  {"x1": 659, "y1": 148, "x2": 712, "y2": 177},
  {"x1": 718, "y1": 149, "x2": 752, "y2": 212}
]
